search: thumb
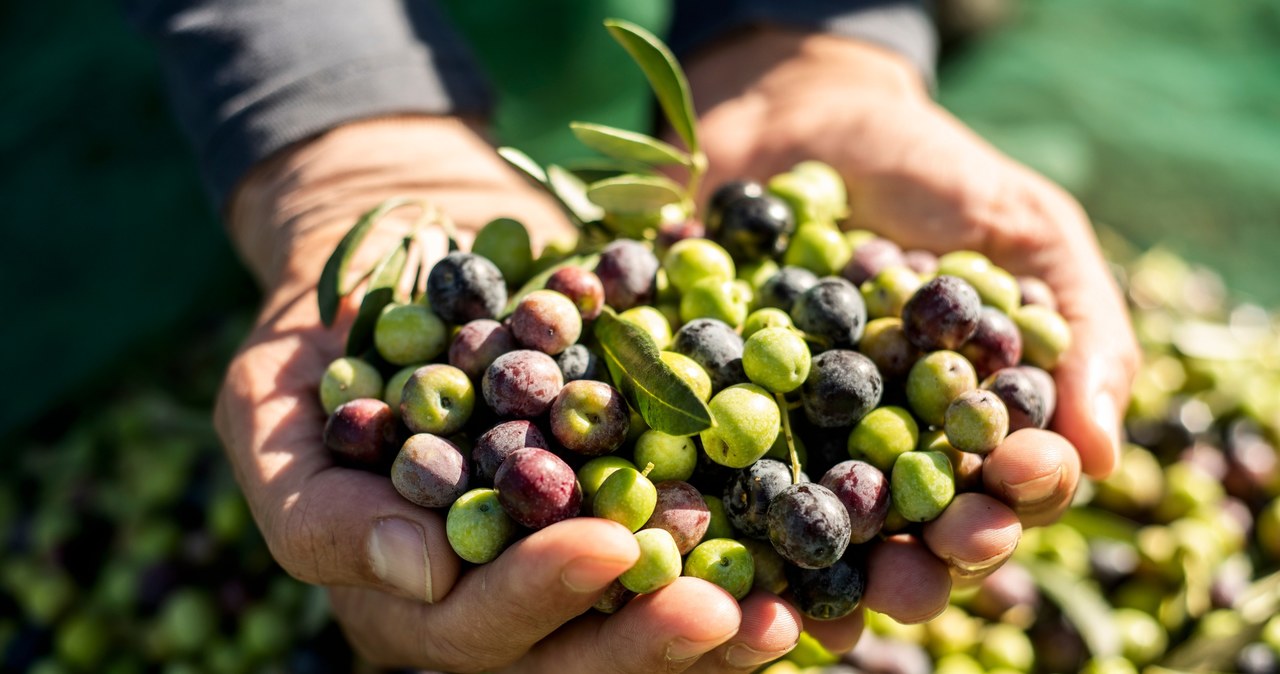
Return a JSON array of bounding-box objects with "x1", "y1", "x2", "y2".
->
[{"x1": 1037, "y1": 223, "x2": 1139, "y2": 479}]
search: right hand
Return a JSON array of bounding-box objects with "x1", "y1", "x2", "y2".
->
[{"x1": 215, "y1": 116, "x2": 812, "y2": 672}]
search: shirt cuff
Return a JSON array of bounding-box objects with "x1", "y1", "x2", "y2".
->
[
  {"x1": 127, "y1": 0, "x2": 493, "y2": 209},
  {"x1": 669, "y1": 0, "x2": 937, "y2": 87}
]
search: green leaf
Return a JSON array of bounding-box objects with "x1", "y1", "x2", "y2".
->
[
  {"x1": 604, "y1": 19, "x2": 700, "y2": 154},
  {"x1": 594, "y1": 311, "x2": 713, "y2": 436},
  {"x1": 346, "y1": 239, "x2": 409, "y2": 356},
  {"x1": 1022, "y1": 559, "x2": 1121, "y2": 659},
  {"x1": 586, "y1": 174, "x2": 684, "y2": 214},
  {"x1": 561, "y1": 157, "x2": 659, "y2": 184},
  {"x1": 317, "y1": 197, "x2": 421, "y2": 326},
  {"x1": 570, "y1": 122, "x2": 691, "y2": 167},
  {"x1": 503, "y1": 253, "x2": 601, "y2": 316},
  {"x1": 498, "y1": 147, "x2": 591, "y2": 229},
  {"x1": 547, "y1": 165, "x2": 604, "y2": 224},
  {"x1": 497, "y1": 146, "x2": 548, "y2": 184}
]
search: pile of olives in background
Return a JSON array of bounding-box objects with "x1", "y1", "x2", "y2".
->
[
  {"x1": 0, "y1": 321, "x2": 354, "y2": 674},
  {"x1": 316, "y1": 159, "x2": 1075, "y2": 621}
]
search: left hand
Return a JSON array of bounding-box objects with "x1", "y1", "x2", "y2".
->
[{"x1": 674, "y1": 26, "x2": 1139, "y2": 638}]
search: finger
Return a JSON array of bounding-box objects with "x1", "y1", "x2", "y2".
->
[
  {"x1": 1025, "y1": 193, "x2": 1139, "y2": 479},
  {"x1": 802, "y1": 608, "x2": 865, "y2": 655},
  {"x1": 512, "y1": 577, "x2": 743, "y2": 674},
  {"x1": 1046, "y1": 259, "x2": 1138, "y2": 478},
  {"x1": 687, "y1": 592, "x2": 802, "y2": 672},
  {"x1": 922, "y1": 493, "x2": 1021, "y2": 584},
  {"x1": 331, "y1": 518, "x2": 640, "y2": 671},
  {"x1": 983, "y1": 428, "x2": 1082, "y2": 528},
  {"x1": 862, "y1": 534, "x2": 950, "y2": 624}
]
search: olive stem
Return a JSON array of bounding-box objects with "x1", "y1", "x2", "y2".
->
[
  {"x1": 775, "y1": 391, "x2": 801, "y2": 485},
  {"x1": 640, "y1": 462, "x2": 655, "y2": 479}
]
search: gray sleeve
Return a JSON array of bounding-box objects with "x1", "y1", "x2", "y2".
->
[
  {"x1": 669, "y1": 0, "x2": 937, "y2": 85},
  {"x1": 126, "y1": 0, "x2": 493, "y2": 209}
]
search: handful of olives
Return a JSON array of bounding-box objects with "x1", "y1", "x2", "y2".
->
[
  {"x1": 312, "y1": 19, "x2": 1073, "y2": 624},
  {"x1": 315, "y1": 160, "x2": 1072, "y2": 621}
]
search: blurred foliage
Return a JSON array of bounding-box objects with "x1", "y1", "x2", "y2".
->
[
  {"x1": 0, "y1": 0, "x2": 256, "y2": 438},
  {"x1": 940, "y1": 0, "x2": 1280, "y2": 306}
]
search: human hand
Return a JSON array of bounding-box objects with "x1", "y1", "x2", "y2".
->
[
  {"x1": 678, "y1": 27, "x2": 1139, "y2": 625},
  {"x1": 214, "y1": 116, "x2": 811, "y2": 672}
]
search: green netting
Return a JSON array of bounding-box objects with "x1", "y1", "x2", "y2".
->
[{"x1": 939, "y1": 0, "x2": 1280, "y2": 305}]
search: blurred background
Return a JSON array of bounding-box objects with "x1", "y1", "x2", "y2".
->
[{"x1": 2, "y1": 0, "x2": 1278, "y2": 671}]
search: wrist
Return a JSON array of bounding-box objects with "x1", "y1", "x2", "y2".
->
[{"x1": 227, "y1": 115, "x2": 494, "y2": 291}]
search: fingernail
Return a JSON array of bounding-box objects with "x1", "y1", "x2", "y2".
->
[
  {"x1": 1093, "y1": 391, "x2": 1121, "y2": 458},
  {"x1": 368, "y1": 517, "x2": 433, "y2": 602},
  {"x1": 666, "y1": 636, "x2": 729, "y2": 665},
  {"x1": 562, "y1": 556, "x2": 630, "y2": 593},
  {"x1": 945, "y1": 542, "x2": 1018, "y2": 578},
  {"x1": 725, "y1": 643, "x2": 796, "y2": 668},
  {"x1": 1002, "y1": 466, "x2": 1063, "y2": 506}
]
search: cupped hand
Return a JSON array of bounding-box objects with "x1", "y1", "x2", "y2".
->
[
  {"x1": 214, "y1": 116, "x2": 807, "y2": 672},
  {"x1": 679, "y1": 28, "x2": 1139, "y2": 627}
]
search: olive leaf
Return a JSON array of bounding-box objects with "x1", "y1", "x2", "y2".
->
[
  {"x1": 586, "y1": 174, "x2": 684, "y2": 213},
  {"x1": 563, "y1": 157, "x2": 659, "y2": 184},
  {"x1": 498, "y1": 146, "x2": 594, "y2": 229},
  {"x1": 497, "y1": 146, "x2": 548, "y2": 184},
  {"x1": 594, "y1": 310, "x2": 713, "y2": 436},
  {"x1": 547, "y1": 165, "x2": 604, "y2": 224},
  {"x1": 317, "y1": 197, "x2": 422, "y2": 326},
  {"x1": 503, "y1": 253, "x2": 601, "y2": 316},
  {"x1": 346, "y1": 239, "x2": 410, "y2": 356},
  {"x1": 1022, "y1": 559, "x2": 1121, "y2": 659},
  {"x1": 570, "y1": 122, "x2": 691, "y2": 167},
  {"x1": 603, "y1": 19, "x2": 699, "y2": 155}
]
